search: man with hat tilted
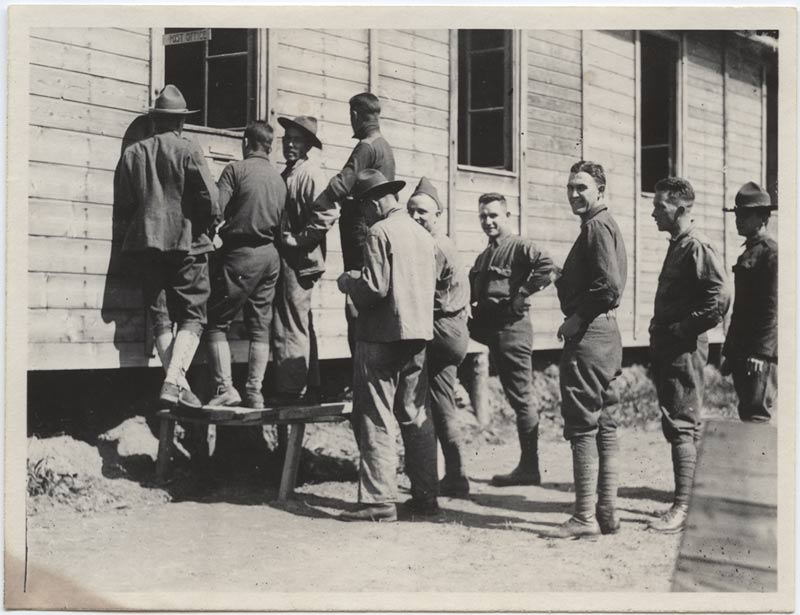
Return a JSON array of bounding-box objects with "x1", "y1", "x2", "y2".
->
[
  {"x1": 336, "y1": 170, "x2": 439, "y2": 522},
  {"x1": 204, "y1": 120, "x2": 287, "y2": 409},
  {"x1": 721, "y1": 182, "x2": 778, "y2": 423},
  {"x1": 117, "y1": 84, "x2": 220, "y2": 409},
  {"x1": 406, "y1": 177, "x2": 472, "y2": 497},
  {"x1": 270, "y1": 116, "x2": 328, "y2": 403}
]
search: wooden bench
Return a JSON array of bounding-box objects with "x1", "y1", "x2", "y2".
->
[{"x1": 155, "y1": 402, "x2": 350, "y2": 501}]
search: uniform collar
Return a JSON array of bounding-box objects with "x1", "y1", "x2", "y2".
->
[
  {"x1": 245, "y1": 151, "x2": 270, "y2": 161},
  {"x1": 670, "y1": 222, "x2": 695, "y2": 244},
  {"x1": 744, "y1": 232, "x2": 771, "y2": 248},
  {"x1": 283, "y1": 157, "x2": 307, "y2": 173},
  {"x1": 354, "y1": 119, "x2": 381, "y2": 140},
  {"x1": 580, "y1": 205, "x2": 607, "y2": 226}
]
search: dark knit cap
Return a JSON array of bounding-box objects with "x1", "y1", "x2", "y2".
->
[{"x1": 410, "y1": 177, "x2": 442, "y2": 212}]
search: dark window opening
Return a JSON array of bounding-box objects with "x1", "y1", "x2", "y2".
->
[
  {"x1": 640, "y1": 32, "x2": 679, "y2": 193},
  {"x1": 765, "y1": 59, "x2": 778, "y2": 207},
  {"x1": 164, "y1": 28, "x2": 256, "y2": 130},
  {"x1": 458, "y1": 30, "x2": 514, "y2": 170}
]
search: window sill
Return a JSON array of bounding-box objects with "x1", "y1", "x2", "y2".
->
[
  {"x1": 183, "y1": 124, "x2": 244, "y2": 139},
  {"x1": 457, "y1": 164, "x2": 517, "y2": 179}
]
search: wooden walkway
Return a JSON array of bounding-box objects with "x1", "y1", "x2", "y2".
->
[
  {"x1": 672, "y1": 419, "x2": 777, "y2": 592},
  {"x1": 155, "y1": 402, "x2": 350, "y2": 501}
]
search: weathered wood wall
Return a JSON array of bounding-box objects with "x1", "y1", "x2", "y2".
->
[{"x1": 27, "y1": 28, "x2": 772, "y2": 370}]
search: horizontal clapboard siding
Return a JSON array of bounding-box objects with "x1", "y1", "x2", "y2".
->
[{"x1": 582, "y1": 30, "x2": 638, "y2": 341}]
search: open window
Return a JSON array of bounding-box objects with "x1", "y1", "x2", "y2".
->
[
  {"x1": 163, "y1": 28, "x2": 256, "y2": 130},
  {"x1": 639, "y1": 32, "x2": 679, "y2": 193},
  {"x1": 457, "y1": 30, "x2": 514, "y2": 171}
]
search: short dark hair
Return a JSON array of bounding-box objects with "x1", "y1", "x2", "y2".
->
[
  {"x1": 349, "y1": 92, "x2": 381, "y2": 116},
  {"x1": 478, "y1": 192, "x2": 507, "y2": 208},
  {"x1": 244, "y1": 120, "x2": 274, "y2": 151},
  {"x1": 654, "y1": 177, "x2": 695, "y2": 206},
  {"x1": 569, "y1": 160, "x2": 606, "y2": 193}
]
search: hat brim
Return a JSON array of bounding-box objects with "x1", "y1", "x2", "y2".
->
[
  {"x1": 278, "y1": 117, "x2": 323, "y2": 150},
  {"x1": 723, "y1": 205, "x2": 778, "y2": 212},
  {"x1": 358, "y1": 180, "x2": 407, "y2": 202},
  {"x1": 148, "y1": 108, "x2": 200, "y2": 115}
]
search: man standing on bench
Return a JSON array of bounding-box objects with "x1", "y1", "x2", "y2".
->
[
  {"x1": 336, "y1": 170, "x2": 438, "y2": 522},
  {"x1": 117, "y1": 84, "x2": 220, "y2": 410},
  {"x1": 205, "y1": 121, "x2": 287, "y2": 409}
]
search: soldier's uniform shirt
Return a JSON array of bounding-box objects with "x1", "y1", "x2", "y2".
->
[
  {"x1": 555, "y1": 207, "x2": 628, "y2": 440},
  {"x1": 468, "y1": 233, "x2": 556, "y2": 436},
  {"x1": 650, "y1": 225, "x2": 731, "y2": 443},
  {"x1": 433, "y1": 233, "x2": 470, "y2": 317},
  {"x1": 348, "y1": 207, "x2": 438, "y2": 504},
  {"x1": 206, "y1": 152, "x2": 286, "y2": 343},
  {"x1": 116, "y1": 130, "x2": 220, "y2": 334},
  {"x1": 723, "y1": 235, "x2": 778, "y2": 422},
  {"x1": 272, "y1": 158, "x2": 329, "y2": 395}
]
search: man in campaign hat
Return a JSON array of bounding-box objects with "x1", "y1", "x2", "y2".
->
[
  {"x1": 406, "y1": 177, "x2": 472, "y2": 496},
  {"x1": 336, "y1": 170, "x2": 438, "y2": 522},
  {"x1": 721, "y1": 182, "x2": 778, "y2": 422},
  {"x1": 116, "y1": 84, "x2": 220, "y2": 409},
  {"x1": 282, "y1": 93, "x2": 395, "y2": 355},
  {"x1": 270, "y1": 116, "x2": 328, "y2": 402}
]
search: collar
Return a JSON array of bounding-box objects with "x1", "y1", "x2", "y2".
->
[
  {"x1": 669, "y1": 222, "x2": 695, "y2": 244},
  {"x1": 489, "y1": 233, "x2": 512, "y2": 248},
  {"x1": 283, "y1": 157, "x2": 308, "y2": 173},
  {"x1": 580, "y1": 206, "x2": 607, "y2": 226},
  {"x1": 744, "y1": 233, "x2": 770, "y2": 248},
  {"x1": 245, "y1": 151, "x2": 270, "y2": 161},
  {"x1": 354, "y1": 119, "x2": 381, "y2": 140}
]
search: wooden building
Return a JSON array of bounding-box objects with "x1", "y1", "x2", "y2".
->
[{"x1": 27, "y1": 28, "x2": 778, "y2": 371}]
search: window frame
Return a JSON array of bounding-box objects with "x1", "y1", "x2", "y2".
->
[
  {"x1": 154, "y1": 28, "x2": 260, "y2": 134},
  {"x1": 636, "y1": 30, "x2": 684, "y2": 197},
  {"x1": 455, "y1": 29, "x2": 519, "y2": 176}
]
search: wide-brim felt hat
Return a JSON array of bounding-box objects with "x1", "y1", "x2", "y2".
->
[
  {"x1": 352, "y1": 169, "x2": 406, "y2": 202},
  {"x1": 277, "y1": 115, "x2": 322, "y2": 150},
  {"x1": 723, "y1": 181, "x2": 777, "y2": 212},
  {"x1": 148, "y1": 84, "x2": 199, "y2": 115}
]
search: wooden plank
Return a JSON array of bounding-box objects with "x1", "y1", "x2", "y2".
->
[
  {"x1": 528, "y1": 65, "x2": 581, "y2": 92},
  {"x1": 398, "y1": 29, "x2": 449, "y2": 45},
  {"x1": 584, "y1": 44, "x2": 635, "y2": 78},
  {"x1": 591, "y1": 30, "x2": 634, "y2": 57},
  {"x1": 380, "y1": 97, "x2": 449, "y2": 131},
  {"x1": 378, "y1": 59, "x2": 449, "y2": 91},
  {"x1": 30, "y1": 162, "x2": 114, "y2": 204},
  {"x1": 381, "y1": 118, "x2": 448, "y2": 156},
  {"x1": 527, "y1": 79, "x2": 582, "y2": 105},
  {"x1": 28, "y1": 272, "x2": 141, "y2": 310},
  {"x1": 526, "y1": 133, "x2": 581, "y2": 157},
  {"x1": 583, "y1": 85, "x2": 635, "y2": 117},
  {"x1": 528, "y1": 30, "x2": 582, "y2": 52},
  {"x1": 29, "y1": 307, "x2": 144, "y2": 343},
  {"x1": 283, "y1": 29, "x2": 368, "y2": 63},
  {"x1": 278, "y1": 43, "x2": 368, "y2": 85},
  {"x1": 30, "y1": 126, "x2": 122, "y2": 172},
  {"x1": 28, "y1": 199, "x2": 122, "y2": 241},
  {"x1": 380, "y1": 30, "x2": 448, "y2": 59},
  {"x1": 527, "y1": 118, "x2": 581, "y2": 140},
  {"x1": 527, "y1": 92, "x2": 581, "y2": 117},
  {"x1": 30, "y1": 37, "x2": 149, "y2": 85},
  {"x1": 527, "y1": 49, "x2": 581, "y2": 75},
  {"x1": 379, "y1": 38, "x2": 449, "y2": 75},
  {"x1": 379, "y1": 75, "x2": 450, "y2": 112},
  {"x1": 276, "y1": 66, "x2": 362, "y2": 104},
  {"x1": 30, "y1": 94, "x2": 140, "y2": 139},
  {"x1": 30, "y1": 65, "x2": 148, "y2": 114},
  {"x1": 31, "y1": 28, "x2": 150, "y2": 60},
  {"x1": 309, "y1": 29, "x2": 368, "y2": 44},
  {"x1": 29, "y1": 236, "x2": 117, "y2": 274},
  {"x1": 527, "y1": 37, "x2": 581, "y2": 65}
]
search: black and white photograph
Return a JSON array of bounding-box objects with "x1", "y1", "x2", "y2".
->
[{"x1": 4, "y1": 5, "x2": 796, "y2": 612}]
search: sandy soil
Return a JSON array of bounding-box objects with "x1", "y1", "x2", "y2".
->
[{"x1": 25, "y1": 424, "x2": 682, "y2": 595}]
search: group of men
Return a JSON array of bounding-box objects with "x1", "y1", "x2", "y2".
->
[{"x1": 119, "y1": 85, "x2": 778, "y2": 532}]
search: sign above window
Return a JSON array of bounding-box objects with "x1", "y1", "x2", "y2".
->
[{"x1": 163, "y1": 29, "x2": 211, "y2": 46}]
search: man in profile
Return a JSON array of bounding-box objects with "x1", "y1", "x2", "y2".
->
[
  {"x1": 117, "y1": 84, "x2": 219, "y2": 410},
  {"x1": 648, "y1": 177, "x2": 730, "y2": 533}
]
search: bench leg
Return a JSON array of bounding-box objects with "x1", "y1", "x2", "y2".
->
[
  {"x1": 156, "y1": 416, "x2": 175, "y2": 484},
  {"x1": 278, "y1": 423, "x2": 306, "y2": 502}
]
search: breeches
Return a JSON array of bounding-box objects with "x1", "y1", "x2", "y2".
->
[{"x1": 730, "y1": 357, "x2": 777, "y2": 423}]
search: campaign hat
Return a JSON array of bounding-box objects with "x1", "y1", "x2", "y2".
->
[
  {"x1": 352, "y1": 169, "x2": 406, "y2": 202},
  {"x1": 277, "y1": 115, "x2": 323, "y2": 150},
  {"x1": 148, "y1": 84, "x2": 198, "y2": 115},
  {"x1": 723, "y1": 181, "x2": 776, "y2": 212}
]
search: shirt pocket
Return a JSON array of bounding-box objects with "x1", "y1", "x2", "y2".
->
[{"x1": 486, "y1": 265, "x2": 513, "y2": 298}]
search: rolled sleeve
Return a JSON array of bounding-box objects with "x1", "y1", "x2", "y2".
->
[{"x1": 520, "y1": 243, "x2": 557, "y2": 297}]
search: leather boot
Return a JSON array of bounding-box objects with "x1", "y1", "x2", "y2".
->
[
  {"x1": 338, "y1": 503, "x2": 398, "y2": 523},
  {"x1": 243, "y1": 341, "x2": 270, "y2": 409},
  {"x1": 649, "y1": 441, "x2": 695, "y2": 533},
  {"x1": 440, "y1": 438, "x2": 470, "y2": 496},
  {"x1": 544, "y1": 433, "x2": 600, "y2": 539},
  {"x1": 491, "y1": 425, "x2": 541, "y2": 487},
  {"x1": 206, "y1": 338, "x2": 242, "y2": 407},
  {"x1": 162, "y1": 330, "x2": 202, "y2": 410},
  {"x1": 596, "y1": 424, "x2": 620, "y2": 534}
]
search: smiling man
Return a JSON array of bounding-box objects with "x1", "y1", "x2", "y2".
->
[
  {"x1": 648, "y1": 177, "x2": 730, "y2": 533},
  {"x1": 548, "y1": 161, "x2": 627, "y2": 539},
  {"x1": 468, "y1": 192, "x2": 556, "y2": 487}
]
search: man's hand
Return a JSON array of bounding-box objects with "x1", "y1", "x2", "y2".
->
[
  {"x1": 557, "y1": 313, "x2": 583, "y2": 341},
  {"x1": 212, "y1": 234, "x2": 223, "y2": 250},
  {"x1": 746, "y1": 356, "x2": 765, "y2": 375},
  {"x1": 282, "y1": 232, "x2": 299, "y2": 248},
  {"x1": 511, "y1": 292, "x2": 529, "y2": 316}
]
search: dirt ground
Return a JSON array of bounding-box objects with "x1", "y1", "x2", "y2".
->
[{"x1": 23, "y1": 365, "x2": 737, "y2": 596}]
